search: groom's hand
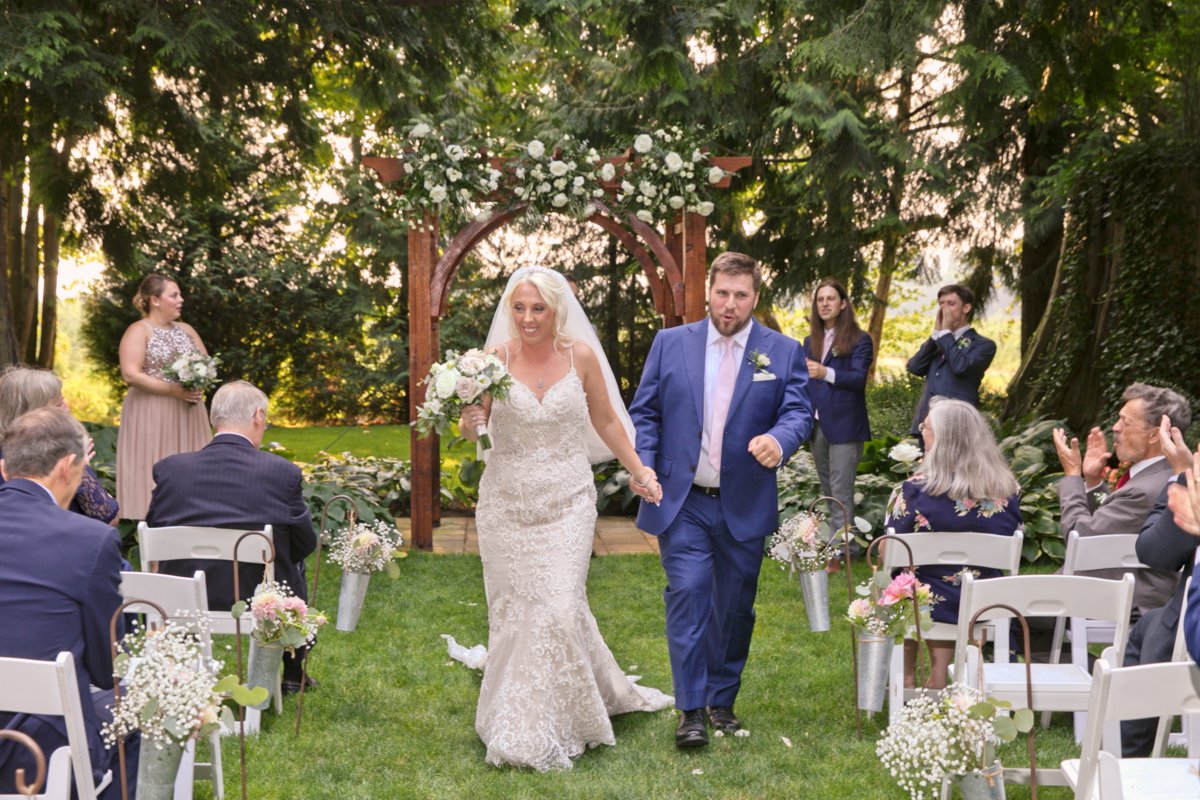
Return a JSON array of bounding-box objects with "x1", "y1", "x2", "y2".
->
[{"x1": 748, "y1": 435, "x2": 782, "y2": 469}]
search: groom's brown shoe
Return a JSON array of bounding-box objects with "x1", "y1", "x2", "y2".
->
[
  {"x1": 707, "y1": 706, "x2": 741, "y2": 734},
  {"x1": 675, "y1": 709, "x2": 709, "y2": 748}
]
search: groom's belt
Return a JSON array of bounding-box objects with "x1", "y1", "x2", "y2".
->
[{"x1": 691, "y1": 484, "x2": 721, "y2": 498}]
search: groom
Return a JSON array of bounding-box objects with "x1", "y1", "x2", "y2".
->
[{"x1": 630, "y1": 251, "x2": 812, "y2": 748}]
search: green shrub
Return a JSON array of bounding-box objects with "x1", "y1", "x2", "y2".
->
[
  {"x1": 865, "y1": 373, "x2": 925, "y2": 439},
  {"x1": 995, "y1": 417, "x2": 1066, "y2": 564}
]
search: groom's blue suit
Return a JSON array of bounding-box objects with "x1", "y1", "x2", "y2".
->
[{"x1": 631, "y1": 318, "x2": 812, "y2": 711}]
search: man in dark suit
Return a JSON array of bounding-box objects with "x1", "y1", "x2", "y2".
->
[
  {"x1": 630, "y1": 252, "x2": 812, "y2": 748},
  {"x1": 146, "y1": 380, "x2": 318, "y2": 693},
  {"x1": 906, "y1": 284, "x2": 996, "y2": 436},
  {"x1": 0, "y1": 408, "x2": 137, "y2": 798}
]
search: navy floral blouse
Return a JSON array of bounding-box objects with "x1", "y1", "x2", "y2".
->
[{"x1": 886, "y1": 475, "x2": 1022, "y2": 624}]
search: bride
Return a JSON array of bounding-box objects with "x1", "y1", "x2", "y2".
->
[{"x1": 457, "y1": 266, "x2": 672, "y2": 771}]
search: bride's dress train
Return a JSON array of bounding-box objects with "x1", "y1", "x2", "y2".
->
[{"x1": 470, "y1": 365, "x2": 672, "y2": 771}]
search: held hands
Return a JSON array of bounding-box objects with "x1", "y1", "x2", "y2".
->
[
  {"x1": 174, "y1": 383, "x2": 203, "y2": 404},
  {"x1": 459, "y1": 404, "x2": 488, "y2": 442},
  {"x1": 748, "y1": 435, "x2": 783, "y2": 469},
  {"x1": 630, "y1": 467, "x2": 662, "y2": 506}
]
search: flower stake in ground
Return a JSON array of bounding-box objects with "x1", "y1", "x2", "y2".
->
[
  {"x1": 847, "y1": 570, "x2": 940, "y2": 639},
  {"x1": 327, "y1": 519, "x2": 407, "y2": 632},
  {"x1": 162, "y1": 351, "x2": 220, "y2": 392},
  {"x1": 767, "y1": 509, "x2": 842, "y2": 574},
  {"x1": 233, "y1": 580, "x2": 327, "y2": 653},
  {"x1": 876, "y1": 684, "x2": 1033, "y2": 800},
  {"x1": 414, "y1": 348, "x2": 514, "y2": 450},
  {"x1": 102, "y1": 617, "x2": 264, "y2": 798}
]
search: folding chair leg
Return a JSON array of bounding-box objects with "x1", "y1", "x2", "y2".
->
[{"x1": 175, "y1": 740, "x2": 196, "y2": 800}]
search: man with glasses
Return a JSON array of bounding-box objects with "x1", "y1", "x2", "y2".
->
[
  {"x1": 1051, "y1": 382, "x2": 1192, "y2": 614},
  {"x1": 147, "y1": 380, "x2": 319, "y2": 694}
]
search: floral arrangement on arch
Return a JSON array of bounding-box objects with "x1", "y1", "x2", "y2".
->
[
  {"x1": 233, "y1": 580, "x2": 327, "y2": 653},
  {"x1": 327, "y1": 519, "x2": 407, "y2": 577},
  {"x1": 846, "y1": 570, "x2": 939, "y2": 639},
  {"x1": 876, "y1": 684, "x2": 1033, "y2": 800},
  {"x1": 102, "y1": 617, "x2": 263, "y2": 750},
  {"x1": 767, "y1": 509, "x2": 843, "y2": 573},
  {"x1": 615, "y1": 125, "x2": 724, "y2": 223},
  {"x1": 506, "y1": 133, "x2": 607, "y2": 226},
  {"x1": 394, "y1": 121, "x2": 501, "y2": 230}
]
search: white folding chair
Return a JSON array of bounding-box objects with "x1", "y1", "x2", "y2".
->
[
  {"x1": 0, "y1": 652, "x2": 112, "y2": 800},
  {"x1": 883, "y1": 529, "x2": 1024, "y2": 725},
  {"x1": 136, "y1": 523, "x2": 282, "y2": 733},
  {"x1": 119, "y1": 570, "x2": 223, "y2": 799},
  {"x1": 1160, "y1": 577, "x2": 1199, "y2": 752},
  {"x1": 952, "y1": 572, "x2": 1135, "y2": 786},
  {"x1": 1047, "y1": 531, "x2": 1148, "y2": 739},
  {"x1": 1061, "y1": 655, "x2": 1200, "y2": 799}
]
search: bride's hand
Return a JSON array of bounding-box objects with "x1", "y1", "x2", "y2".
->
[
  {"x1": 460, "y1": 404, "x2": 488, "y2": 440},
  {"x1": 631, "y1": 468, "x2": 662, "y2": 506}
]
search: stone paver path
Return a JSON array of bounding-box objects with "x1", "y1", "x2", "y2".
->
[{"x1": 395, "y1": 514, "x2": 659, "y2": 556}]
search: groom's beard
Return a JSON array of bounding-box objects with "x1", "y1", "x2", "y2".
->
[{"x1": 708, "y1": 309, "x2": 753, "y2": 337}]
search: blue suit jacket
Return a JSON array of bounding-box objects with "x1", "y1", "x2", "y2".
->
[
  {"x1": 1133, "y1": 479, "x2": 1196, "y2": 662},
  {"x1": 906, "y1": 327, "x2": 996, "y2": 434},
  {"x1": 630, "y1": 319, "x2": 812, "y2": 541},
  {"x1": 146, "y1": 434, "x2": 318, "y2": 609},
  {"x1": 0, "y1": 478, "x2": 124, "y2": 788},
  {"x1": 801, "y1": 330, "x2": 872, "y2": 444}
]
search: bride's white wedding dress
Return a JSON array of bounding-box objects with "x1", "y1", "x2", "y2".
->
[{"x1": 473, "y1": 351, "x2": 673, "y2": 771}]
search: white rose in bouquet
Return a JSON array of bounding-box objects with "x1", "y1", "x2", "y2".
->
[
  {"x1": 527, "y1": 139, "x2": 545, "y2": 158},
  {"x1": 634, "y1": 134, "x2": 653, "y2": 153}
]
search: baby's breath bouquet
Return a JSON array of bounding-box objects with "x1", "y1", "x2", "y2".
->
[
  {"x1": 327, "y1": 519, "x2": 407, "y2": 578},
  {"x1": 767, "y1": 510, "x2": 843, "y2": 573},
  {"x1": 616, "y1": 125, "x2": 724, "y2": 224},
  {"x1": 847, "y1": 571, "x2": 940, "y2": 639},
  {"x1": 233, "y1": 580, "x2": 327, "y2": 653},
  {"x1": 414, "y1": 348, "x2": 513, "y2": 449},
  {"x1": 102, "y1": 617, "x2": 263, "y2": 751},
  {"x1": 162, "y1": 351, "x2": 220, "y2": 391},
  {"x1": 876, "y1": 685, "x2": 1032, "y2": 800}
]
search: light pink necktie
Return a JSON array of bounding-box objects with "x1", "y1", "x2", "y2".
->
[{"x1": 709, "y1": 337, "x2": 736, "y2": 470}]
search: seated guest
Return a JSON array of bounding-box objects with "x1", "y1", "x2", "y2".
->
[
  {"x1": 886, "y1": 398, "x2": 1021, "y2": 689},
  {"x1": 1052, "y1": 383, "x2": 1191, "y2": 614},
  {"x1": 0, "y1": 366, "x2": 119, "y2": 525},
  {"x1": 0, "y1": 408, "x2": 137, "y2": 798},
  {"x1": 1119, "y1": 419, "x2": 1197, "y2": 755},
  {"x1": 146, "y1": 380, "x2": 318, "y2": 693}
]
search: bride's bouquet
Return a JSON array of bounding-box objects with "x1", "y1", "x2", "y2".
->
[
  {"x1": 414, "y1": 348, "x2": 513, "y2": 449},
  {"x1": 162, "y1": 351, "x2": 220, "y2": 391}
]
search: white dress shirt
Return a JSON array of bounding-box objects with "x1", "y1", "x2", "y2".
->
[{"x1": 695, "y1": 322, "x2": 754, "y2": 488}]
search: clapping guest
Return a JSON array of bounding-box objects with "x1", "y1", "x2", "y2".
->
[
  {"x1": 885, "y1": 398, "x2": 1021, "y2": 688},
  {"x1": 802, "y1": 278, "x2": 873, "y2": 557},
  {"x1": 0, "y1": 366, "x2": 119, "y2": 525},
  {"x1": 116, "y1": 274, "x2": 211, "y2": 521}
]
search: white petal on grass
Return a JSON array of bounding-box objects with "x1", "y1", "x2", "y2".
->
[
  {"x1": 781, "y1": 736, "x2": 793, "y2": 748},
  {"x1": 734, "y1": 729, "x2": 750, "y2": 738},
  {"x1": 691, "y1": 769, "x2": 704, "y2": 776}
]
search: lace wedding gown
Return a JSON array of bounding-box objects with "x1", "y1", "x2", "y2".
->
[{"x1": 473, "y1": 359, "x2": 673, "y2": 771}]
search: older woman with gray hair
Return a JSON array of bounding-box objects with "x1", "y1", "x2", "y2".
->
[
  {"x1": 885, "y1": 397, "x2": 1022, "y2": 688},
  {"x1": 0, "y1": 366, "x2": 119, "y2": 525}
]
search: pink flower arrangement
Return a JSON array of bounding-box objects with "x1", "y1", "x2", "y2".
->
[
  {"x1": 234, "y1": 580, "x2": 327, "y2": 653},
  {"x1": 846, "y1": 570, "x2": 940, "y2": 639}
]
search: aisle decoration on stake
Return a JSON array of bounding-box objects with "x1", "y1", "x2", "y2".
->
[
  {"x1": 766, "y1": 508, "x2": 843, "y2": 631},
  {"x1": 233, "y1": 581, "x2": 327, "y2": 711},
  {"x1": 414, "y1": 348, "x2": 514, "y2": 450},
  {"x1": 876, "y1": 684, "x2": 1032, "y2": 800},
  {"x1": 103, "y1": 614, "x2": 263, "y2": 800},
  {"x1": 846, "y1": 536, "x2": 940, "y2": 717},
  {"x1": 326, "y1": 519, "x2": 406, "y2": 632}
]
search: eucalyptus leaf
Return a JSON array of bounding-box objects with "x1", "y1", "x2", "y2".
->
[{"x1": 231, "y1": 600, "x2": 247, "y2": 619}]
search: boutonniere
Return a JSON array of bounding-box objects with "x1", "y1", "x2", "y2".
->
[
  {"x1": 1103, "y1": 461, "x2": 1131, "y2": 492},
  {"x1": 830, "y1": 347, "x2": 842, "y2": 358},
  {"x1": 956, "y1": 336, "x2": 972, "y2": 350},
  {"x1": 748, "y1": 349, "x2": 776, "y2": 381}
]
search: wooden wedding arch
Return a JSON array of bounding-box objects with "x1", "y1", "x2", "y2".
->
[{"x1": 363, "y1": 152, "x2": 750, "y2": 549}]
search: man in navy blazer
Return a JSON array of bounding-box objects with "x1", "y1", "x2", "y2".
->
[
  {"x1": 0, "y1": 408, "x2": 137, "y2": 798},
  {"x1": 146, "y1": 380, "x2": 318, "y2": 690},
  {"x1": 906, "y1": 284, "x2": 996, "y2": 436},
  {"x1": 630, "y1": 252, "x2": 812, "y2": 748}
]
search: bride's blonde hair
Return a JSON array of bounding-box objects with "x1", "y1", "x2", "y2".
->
[{"x1": 502, "y1": 267, "x2": 574, "y2": 346}]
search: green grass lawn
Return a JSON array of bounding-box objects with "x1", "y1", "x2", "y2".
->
[
  {"x1": 209, "y1": 555, "x2": 1080, "y2": 800},
  {"x1": 265, "y1": 424, "x2": 475, "y2": 465}
]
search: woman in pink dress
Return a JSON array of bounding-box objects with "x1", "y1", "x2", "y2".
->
[{"x1": 115, "y1": 274, "x2": 212, "y2": 520}]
